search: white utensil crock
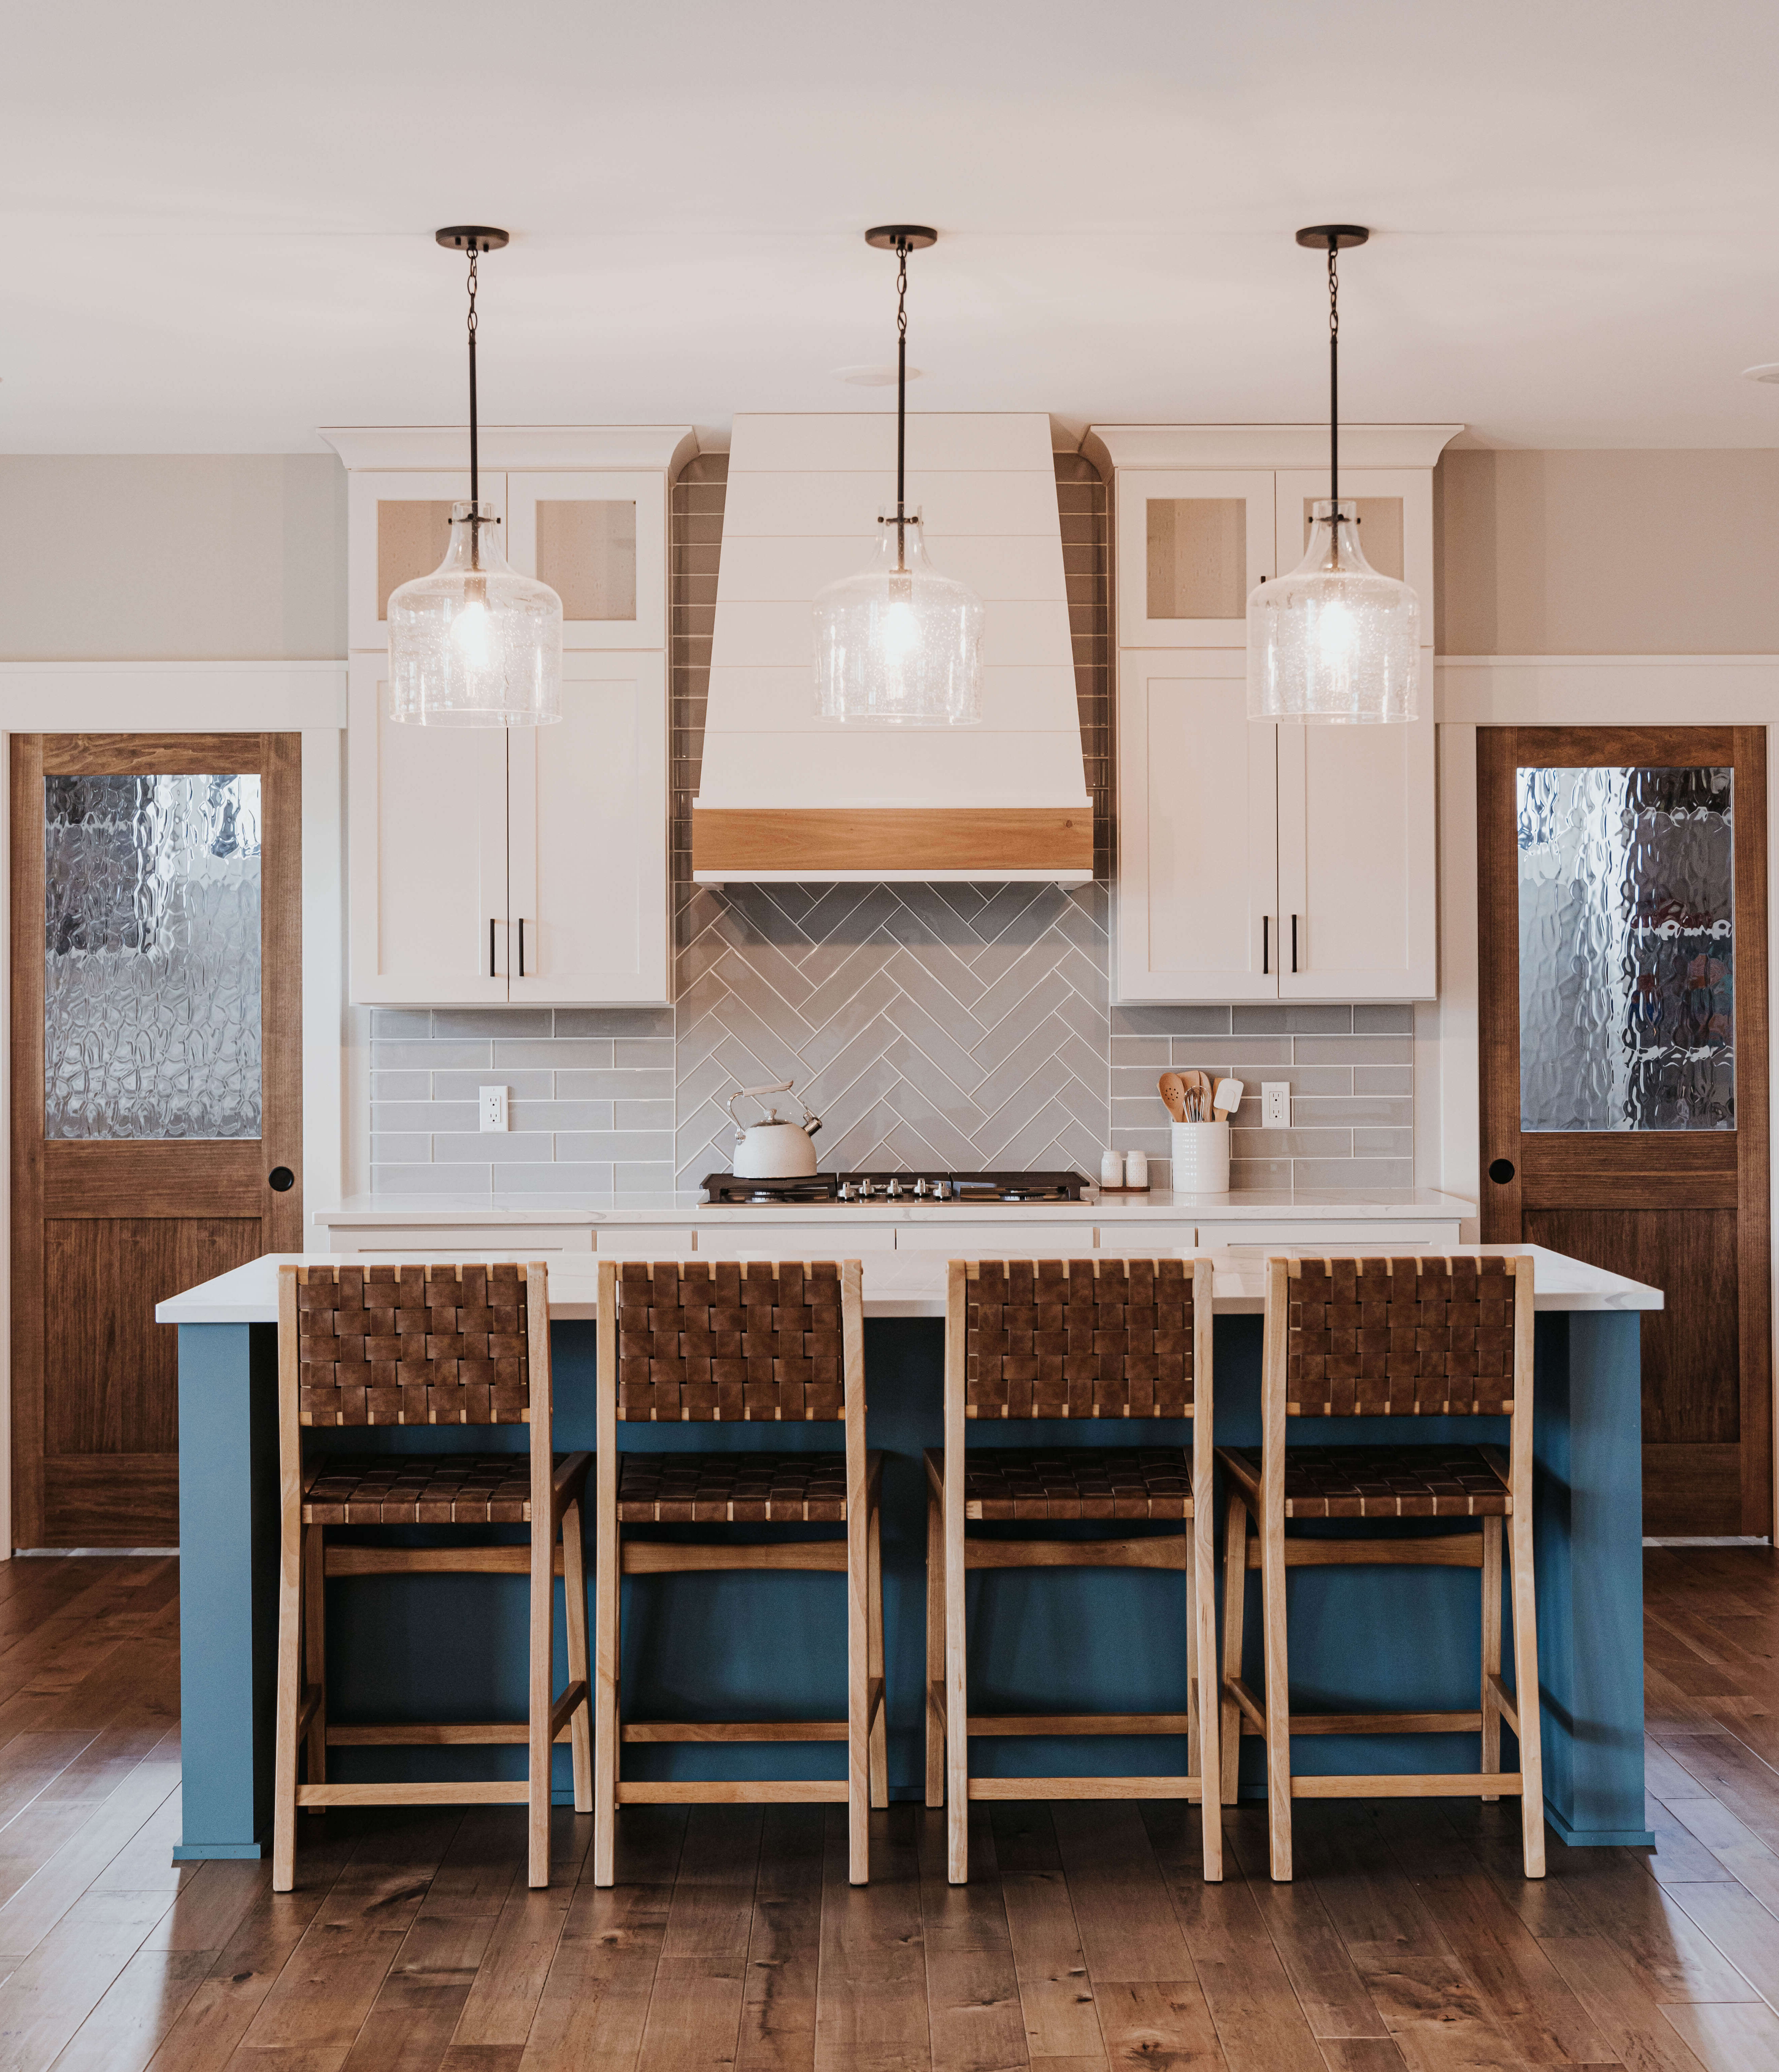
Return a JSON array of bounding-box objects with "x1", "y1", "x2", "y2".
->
[{"x1": 1170, "y1": 1119, "x2": 1230, "y2": 1194}]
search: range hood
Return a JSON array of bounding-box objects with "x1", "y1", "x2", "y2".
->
[{"x1": 692, "y1": 412, "x2": 1093, "y2": 885}]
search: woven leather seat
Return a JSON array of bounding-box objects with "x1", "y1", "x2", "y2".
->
[
  {"x1": 616, "y1": 1451, "x2": 849, "y2": 1523},
  {"x1": 1220, "y1": 1444, "x2": 1510, "y2": 1520},
  {"x1": 302, "y1": 1454, "x2": 540, "y2": 1525},
  {"x1": 961, "y1": 1447, "x2": 1191, "y2": 1521}
]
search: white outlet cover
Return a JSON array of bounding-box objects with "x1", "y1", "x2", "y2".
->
[
  {"x1": 1260, "y1": 1081, "x2": 1291, "y2": 1129},
  {"x1": 480, "y1": 1085, "x2": 510, "y2": 1133}
]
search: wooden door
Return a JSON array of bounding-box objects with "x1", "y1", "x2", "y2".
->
[
  {"x1": 1112, "y1": 659, "x2": 1278, "y2": 1003},
  {"x1": 507, "y1": 652, "x2": 671, "y2": 1007},
  {"x1": 10, "y1": 734, "x2": 303, "y2": 1546},
  {"x1": 1478, "y1": 726, "x2": 1771, "y2": 1536}
]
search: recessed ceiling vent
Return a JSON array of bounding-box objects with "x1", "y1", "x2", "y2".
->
[{"x1": 692, "y1": 412, "x2": 1094, "y2": 885}]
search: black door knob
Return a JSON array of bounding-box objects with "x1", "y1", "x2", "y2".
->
[
  {"x1": 1487, "y1": 1158, "x2": 1515, "y2": 1184},
  {"x1": 268, "y1": 1167, "x2": 296, "y2": 1192}
]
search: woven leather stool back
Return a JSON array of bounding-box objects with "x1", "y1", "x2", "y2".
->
[
  {"x1": 963, "y1": 1257, "x2": 1196, "y2": 1419},
  {"x1": 613, "y1": 1259, "x2": 848, "y2": 1422},
  {"x1": 294, "y1": 1262, "x2": 531, "y2": 1426},
  {"x1": 1285, "y1": 1255, "x2": 1517, "y2": 1417}
]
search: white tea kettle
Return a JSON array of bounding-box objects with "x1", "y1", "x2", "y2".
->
[{"x1": 726, "y1": 1079, "x2": 824, "y2": 1179}]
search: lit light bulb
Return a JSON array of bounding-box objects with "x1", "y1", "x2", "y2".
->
[
  {"x1": 1314, "y1": 597, "x2": 1356, "y2": 666},
  {"x1": 880, "y1": 598, "x2": 919, "y2": 660},
  {"x1": 453, "y1": 598, "x2": 493, "y2": 669}
]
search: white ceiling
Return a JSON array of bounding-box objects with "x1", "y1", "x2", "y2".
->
[{"x1": 6, "y1": 0, "x2": 1779, "y2": 454}]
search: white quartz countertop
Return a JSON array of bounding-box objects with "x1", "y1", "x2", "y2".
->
[
  {"x1": 314, "y1": 1188, "x2": 1474, "y2": 1227},
  {"x1": 159, "y1": 1243, "x2": 1660, "y2": 1325}
]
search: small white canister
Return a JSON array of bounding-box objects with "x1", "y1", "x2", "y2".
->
[{"x1": 1170, "y1": 1119, "x2": 1231, "y2": 1194}]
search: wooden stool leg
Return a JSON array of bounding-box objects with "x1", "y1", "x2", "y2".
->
[
  {"x1": 302, "y1": 1521, "x2": 327, "y2": 1809},
  {"x1": 1260, "y1": 1501, "x2": 1293, "y2": 1883},
  {"x1": 868, "y1": 1488, "x2": 888, "y2": 1811},
  {"x1": 925, "y1": 1473, "x2": 945, "y2": 1809},
  {"x1": 846, "y1": 1445, "x2": 870, "y2": 1887},
  {"x1": 562, "y1": 1497, "x2": 593, "y2": 1815},
  {"x1": 1508, "y1": 1501, "x2": 1547, "y2": 1878},
  {"x1": 271, "y1": 1507, "x2": 302, "y2": 1893},
  {"x1": 593, "y1": 1505, "x2": 620, "y2": 1888},
  {"x1": 1219, "y1": 1493, "x2": 1247, "y2": 1808},
  {"x1": 945, "y1": 1472, "x2": 969, "y2": 1882},
  {"x1": 1184, "y1": 1532, "x2": 1200, "y2": 1783},
  {"x1": 528, "y1": 1503, "x2": 554, "y2": 1889},
  {"x1": 1480, "y1": 1515, "x2": 1503, "y2": 1803}
]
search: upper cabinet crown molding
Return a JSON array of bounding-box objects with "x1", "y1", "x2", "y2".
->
[
  {"x1": 1083, "y1": 423, "x2": 1464, "y2": 474},
  {"x1": 320, "y1": 424, "x2": 699, "y2": 475}
]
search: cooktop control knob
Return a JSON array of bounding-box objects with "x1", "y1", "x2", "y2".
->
[
  {"x1": 886, "y1": 1178, "x2": 902, "y2": 1198},
  {"x1": 913, "y1": 1177, "x2": 928, "y2": 1197},
  {"x1": 935, "y1": 1180, "x2": 952, "y2": 1199}
]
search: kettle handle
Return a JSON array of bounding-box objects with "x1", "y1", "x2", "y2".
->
[{"x1": 725, "y1": 1079, "x2": 797, "y2": 1130}]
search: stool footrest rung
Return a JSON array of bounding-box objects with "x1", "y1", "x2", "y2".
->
[
  {"x1": 327, "y1": 1720, "x2": 572, "y2": 1746},
  {"x1": 965, "y1": 1537, "x2": 1187, "y2": 1570},
  {"x1": 967, "y1": 1777, "x2": 1204, "y2": 1801},
  {"x1": 968, "y1": 1713, "x2": 1195, "y2": 1737},
  {"x1": 1237, "y1": 1709, "x2": 1486, "y2": 1738},
  {"x1": 1244, "y1": 1535, "x2": 1485, "y2": 1570},
  {"x1": 622, "y1": 1719, "x2": 847, "y2": 1743},
  {"x1": 616, "y1": 1780, "x2": 849, "y2": 1803},
  {"x1": 296, "y1": 1781, "x2": 531, "y2": 1807},
  {"x1": 1290, "y1": 1772, "x2": 1525, "y2": 1799},
  {"x1": 620, "y1": 1541, "x2": 848, "y2": 1573},
  {"x1": 1485, "y1": 1671, "x2": 1521, "y2": 1737}
]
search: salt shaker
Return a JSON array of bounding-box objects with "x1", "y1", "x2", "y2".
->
[
  {"x1": 1126, "y1": 1148, "x2": 1149, "y2": 1189},
  {"x1": 1100, "y1": 1148, "x2": 1125, "y2": 1188}
]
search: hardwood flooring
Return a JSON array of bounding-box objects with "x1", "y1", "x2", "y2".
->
[{"x1": 0, "y1": 1546, "x2": 1771, "y2": 2070}]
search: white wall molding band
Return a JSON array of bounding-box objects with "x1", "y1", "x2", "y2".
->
[
  {"x1": 1437, "y1": 655, "x2": 1779, "y2": 724},
  {"x1": 0, "y1": 661, "x2": 346, "y2": 732}
]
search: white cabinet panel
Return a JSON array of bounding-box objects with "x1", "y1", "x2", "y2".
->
[
  {"x1": 506, "y1": 471, "x2": 666, "y2": 650},
  {"x1": 1095, "y1": 1223, "x2": 1199, "y2": 1251},
  {"x1": 507, "y1": 654, "x2": 671, "y2": 1006},
  {"x1": 348, "y1": 658, "x2": 508, "y2": 1005},
  {"x1": 1272, "y1": 468, "x2": 1435, "y2": 638},
  {"x1": 329, "y1": 1223, "x2": 595, "y2": 1255},
  {"x1": 1114, "y1": 658, "x2": 1278, "y2": 1003},
  {"x1": 1195, "y1": 1220, "x2": 1460, "y2": 1251},
  {"x1": 593, "y1": 1227, "x2": 697, "y2": 1256},
  {"x1": 1275, "y1": 670, "x2": 1436, "y2": 1001},
  {"x1": 1115, "y1": 470, "x2": 1274, "y2": 648},
  {"x1": 347, "y1": 471, "x2": 506, "y2": 653},
  {"x1": 696, "y1": 1223, "x2": 898, "y2": 1257},
  {"x1": 898, "y1": 1223, "x2": 1099, "y2": 1255}
]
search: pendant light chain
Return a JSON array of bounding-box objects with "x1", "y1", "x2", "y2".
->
[
  {"x1": 465, "y1": 246, "x2": 481, "y2": 508},
  {"x1": 894, "y1": 237, "x2": 910, "y2": 569},
  {"x1": 1326, "y1": 235, "x2": 1340, "y2": 508}
]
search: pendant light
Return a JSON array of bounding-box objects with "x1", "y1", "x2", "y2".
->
[
  {"x1": 388, "y1": 228, "x2": 562, "y2": 727},
  {"x1": 813, "y1": 227, "x2": 983, "y2": 726},
  {"x1": 1247, "y1": 225, "x2": 1420, "y2": 724}
]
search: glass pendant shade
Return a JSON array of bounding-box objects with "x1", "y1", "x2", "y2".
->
[
  {"x1": 813, "y1": 509, "x2": 984, "y2": 725},
  {"x1": 388, "y1": 503, "x2": 562, "y2": 726},
  {"x1": 1247, "y1": 499, "x2": 1420, "y2": 723}
]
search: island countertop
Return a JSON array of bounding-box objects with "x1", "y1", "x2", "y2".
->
[{"x1": 158, "y1": 1241, "x2": 1660, "y2": 1327}]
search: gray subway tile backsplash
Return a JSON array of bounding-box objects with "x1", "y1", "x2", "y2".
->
[{"x1": 368, "y1": 455, "x2": 1415, "y2": 1200}]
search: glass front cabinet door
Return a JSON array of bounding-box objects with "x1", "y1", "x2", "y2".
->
[{"x1": 1115, "y1": 470, "x2": 1276, "y2": 648}]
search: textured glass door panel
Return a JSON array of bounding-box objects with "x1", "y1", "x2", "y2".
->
[
  {"x1": 45, "y1": 774, "x2": 262, "y2": 1139},
  {"x1": 1146, "y1": 498, "x2": 1246, "y2": 619},
  {"x1": 1518, "y1": 765, "x2": 1733, "y2": 1131},
  {"x1": 535, "y1": 499, "x2": 636, "y2": 620}
]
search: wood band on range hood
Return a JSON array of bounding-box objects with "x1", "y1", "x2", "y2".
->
[{"x1": 692, "y1": 806, "x2": 1093, "y2": 882}]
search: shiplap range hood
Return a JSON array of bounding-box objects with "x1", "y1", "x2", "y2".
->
[{"x1": 692, "y1": 412, "x2": 1093, "y2": 884}]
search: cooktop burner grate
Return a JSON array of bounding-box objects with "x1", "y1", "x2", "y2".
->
[{"x1": 699, "y1": 1169, "x2": 1089, "y2": 1206}]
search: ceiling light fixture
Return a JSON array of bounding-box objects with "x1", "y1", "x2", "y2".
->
[
  {"x1": 813, "y1": 227, "x2": 983, "y2": 726},
  {"x1": 387, "y1": 227, "x2": 561, "y2": 727},
  {"x1": 1247, "y1": 225, "x2": 1420, "y2": 725}
]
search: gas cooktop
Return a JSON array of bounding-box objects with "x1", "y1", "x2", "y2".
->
[{"x1": 700, "y1": 1169, "x2": 1090, "y2": 1206}]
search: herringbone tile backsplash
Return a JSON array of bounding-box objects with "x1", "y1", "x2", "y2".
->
[{"x1": 368, "y1": 449, "x2": 1414, "y2": 1195}]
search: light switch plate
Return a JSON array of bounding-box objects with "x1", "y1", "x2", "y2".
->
[
  {"x1": 1260, "y1": 1081, "x2": 1291, "y2": 1130},
  {"x1": 480, "y1": 1085, "x2": 510, "y2": 1133}
]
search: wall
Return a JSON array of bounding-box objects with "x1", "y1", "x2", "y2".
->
[{"x1": 0, "y1": 455, "x2": 347, "y2": 661}]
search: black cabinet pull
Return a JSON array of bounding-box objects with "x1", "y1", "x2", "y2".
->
[
  {"x1": 518, "y1": 917, "x2": 526, "y2": 977},
  {"x1": 1488, "y1": 1157, "x2": 1516, "y2": 1185},
  {"x1": 268, "y1": 1167, "x2": 295, "y2": 1192},
  {"x1": 489, "y1": 917, "x2": 497, "y2": 978},
  {"x1": 1262, "y1": 915, "x2": 1270, "y2": 974},
  {"x1": 1291, "y1": 913, "x2": 1299, "y2": 973}
]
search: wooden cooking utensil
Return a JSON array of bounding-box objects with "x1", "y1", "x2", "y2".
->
[
  {"x1": 1158, "y1": 1072, "x2": 1188, "y2": 1123},
  {"x1": 1212, "y1": 1077, "x2": 1244, "y2": 1119},
  {"x1": 1179, "y1": 1069, "x2": 1216, "y2": 1122}
]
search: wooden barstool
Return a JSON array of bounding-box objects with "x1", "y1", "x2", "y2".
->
[
  {"x1": 593, "y1": 1258, "x2": 883, "y2": 1887},
  {"x1": 1217, "y1": 1253, "x2": 1545, "y2": 1881},
  {"x1": 272, "y1": 1261, "x2": 592, "y2": 1892},
  {"x1": 929, "y1": 1257, "x2": 1221, "y2": 1884}
]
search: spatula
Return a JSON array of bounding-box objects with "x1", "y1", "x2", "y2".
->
[{"x1": 1213, "y1": 1078, "x2": 1244, "y2": 1119}]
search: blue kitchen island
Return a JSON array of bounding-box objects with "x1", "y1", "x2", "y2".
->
[{"x1": 159, "y1": 1243, "x2": 1661, "y2": 1861}]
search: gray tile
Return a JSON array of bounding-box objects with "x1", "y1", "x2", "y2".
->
[
  {"x1": 615, "y1": 1101, "x2": 676, "y2": 1130},
  {"x1": 372, "y1": 1162, "x2": 493, "y2": 1195},
  {"x1": 1110, "y1": 1125, "x2": 1172, "y2": 1157},
  {"x1": 431, "y1": 1010, "x2": 555, "y2": 1038},
  {"x1": 553, "y1": 1132, "x2": 677, "y2": 1161},
  {"x1": 372, "y1": 1101, "x2": 477, "y2": 1133},
  {"x1": 1289, "y1": 1038, "x2": 1414, "y2": 1065},
  {"x1": 370, "y1": 1071, "x2": 431, "y2": 1101},
  {"x1": 554, "y1": 1069, "x2": 675, "y2": 1101},
  {"x1": 616, "y1": 1039, "x2": 676, "y2": 1067},
  {"x1": 431, "y1": 1132, "x2": 557, "y2": 1163},
  {"x1": 493, "y1": 1040, "x2": 615, "y2": 1069},
  {"x1": 1228, "y1": 1129, "x2": 1355, "y2": 1159},
  {"x1": 883, "y1": 989, "x2": 985, "y2": 1098},
  {"x1": 1288, "y1": 1157, "x2": 1415, "y2": 1189},
  {"x1": 432, "y1": 1069, "x2": 554, "y2": 1101},
  {"x1": 496, "y1": 1163, "x2": 615, "y2": 1193},
  {"x1": 370, "y1": 1133, "x2": 432, "y2": 1163},
  {"x1": 1353, "y1": 1004, "x2": 1415, "y2": 1033},
  {"x1": 613, "y1": 1164, "x2": 678, "y2": 1194},
  {"x1": 1271, "y1": 1067, "x2": 1354, "y2": 1097},
  {"x1": 553, "y1": 1008, "x2": 675, "y2": 1038},
  {"x1": 1353, "y1": 1066, "x2": 1414, "y2": 1095},
  {"x1": 1109, "y1": 1005, "x2": 1232, "y2": 1037},
  {"x1": 1230, "y1": 1005, "x2": 1353, "y2": 1035},
  {"x1": 1108, "y1": 1037, "x2": 1170, "y2": 1068},
  {"x1": 1112, "y1": 1066, "x2": 1182, "y2": 1104},
  {"x1": 1171, "y1": 1038, "x2": 1290, "y2": 1068},
  {"x1": 1353, "y1": 1129, "x2": 1415, "y2": 1157},
  {"x1": 1289, "y1": 1097, "x2": 1413, "y2": 1128},
  {"x1": 1228, "y1": 1158, "x2": 1293, "y2": 1190},
  {"x1": 510, "y1": 1102, "x2": 616, "y2": 1132},
  {"x1": 372, "y1": 1042, "x2": 492, "y2": 1070},
  {"x1": 370, "y1": 1009, "x2": 433, "y2": 1038}
]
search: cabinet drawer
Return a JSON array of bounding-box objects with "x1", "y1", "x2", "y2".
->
[
  {"x1": 1196, "y1": 1221, "x2": 1460, "y2": 1252},
  {"x1": 592, "y1": 1227, "x2": 697, "y2": 1256},
  {"x1": 1094, "y1": 1221, "x2": 1197, "y2": 1252},
  {"x1": 695, "y1": 1222, "x2": 896, "y2": 1258},
  {"x1": 898, "y1": 1222, "x2": 1100, "y2": 1256},
  {"x1": 327, "y1": 1222, "x2": 594, "y2": 1256}
]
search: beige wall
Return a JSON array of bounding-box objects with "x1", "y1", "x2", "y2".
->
[
  {"x1": 0, "y1": 455, "x2": 346, "y2": 660},
  {"x1": 1435, "y1": 449, "x2": 1779, "y2": 655}
]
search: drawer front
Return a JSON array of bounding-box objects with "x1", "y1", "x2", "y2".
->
[
  {"x1": 1095, "y1": 1222, "x2": 1198, "y2": 1252},
  {"x1": 592, "y1": 1227, "x2": 697, "y2": 1256},
  {"x1": 898, "y1": 1222, "x2": 1100, "y2": 1256},
  {"x1": 1196, "y1": 1220, "x2": 1460, "y2": 1252},
  {"x1": 694, "y1": 1222, "x2": 897, "y2": 1257},
  {"x1": 328, "y1": 1222, "x2": 594, "y2": 1255}
]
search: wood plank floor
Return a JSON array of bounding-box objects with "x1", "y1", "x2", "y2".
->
[{"x1": 0, "y1": 1546, "x2": 1770, "y2": 2070}]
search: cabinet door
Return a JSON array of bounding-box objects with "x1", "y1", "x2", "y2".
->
[
  {"x1": 1114, "y1": 656, "x2": 1278, "y2": 1003},
  {"x1": 506, "y1": 652, "x2": 670, "y2": 1006},
  {"x1": 347, "y1": 471, "x2": 508, "y2": 653},
  {"x1": 1116, "y1": 470, "x2": 1274, "y2": 647},
  {"x1": 505, "y1": 471, "x2": 667, "y2": 650},
  {"x1": 346, "y1": 657, "x2": 510, "y2": 1004},
  {"x1": 1275, "y1": 661, "x2": 1436, "y2": 1001},
  {"x1": 1272, "y1": 467, "x2": 1435, "y2": 639}
]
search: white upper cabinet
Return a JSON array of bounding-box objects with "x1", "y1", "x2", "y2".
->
[
  {"x1": 325, "y1": 426, "x2": 695, "y2": 1008},
  {"x1": 1271, "y1": 466, "x2": 1434, "y2": 617},
  {"x1": 1115, "y1": 469, "x2": 1275, "y2": 647}
]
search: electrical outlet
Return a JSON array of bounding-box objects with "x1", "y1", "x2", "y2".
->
[
  {"x1": 479, "y1": 1085, "x2": 510, "y2": 1133},
  {"x1": 1260, "y1": 1081, "x2": 1291, "y2": 1130}
]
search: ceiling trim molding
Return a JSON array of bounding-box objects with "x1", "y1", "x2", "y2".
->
[
  {"x1": 1083, "y1": 423, "x2": 1464, "y2": 472},
  {"x1": 319, "y1": 425, "x2": 699, "y2": 474},
  {"x1": 1435, "y1": 652, "x2": 1779, "y2": 724},
  {"x1": 0, "y1": 661, "x2": 345, "y2": 730}
]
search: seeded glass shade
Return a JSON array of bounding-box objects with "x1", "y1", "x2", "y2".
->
[
  {"x1": 1247, "y1": 499, "x2": 1420, "y2": 723},
  {"x1": 813, "y1": 509, "x2": 983, "y2": 726},
  {"x1": 388, "y1": 502, "x2": 562, "y2": 726}
]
